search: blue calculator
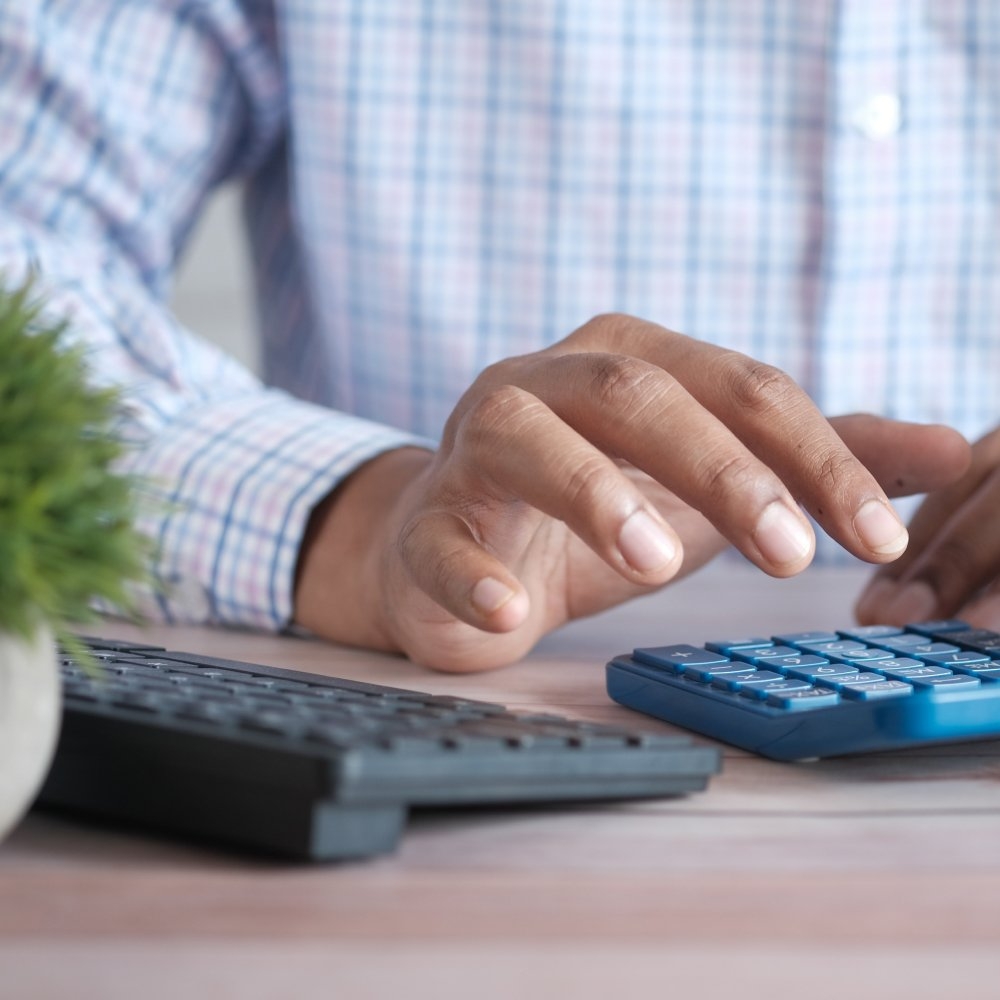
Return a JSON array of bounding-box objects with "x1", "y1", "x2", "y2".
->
[{"x1": 606, "y1": 621, "x2": 1000, "y2": 760}]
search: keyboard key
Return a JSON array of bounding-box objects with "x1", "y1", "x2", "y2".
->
[
  {"x1": 814, "y1": 671, "x2": 895, "y2": 691},
  {"x1": 795, "y1": 639, "x2": 869, "y2": 656},
  {"x1": 681, "y1": 662, "x2": 756, "y2": 682},
  {"x1": 731, "y1": 645, "x2": 802, "y2": 664},
  {"x1": 939, "y1": 628, "x2": 1000, "y2": 654}
]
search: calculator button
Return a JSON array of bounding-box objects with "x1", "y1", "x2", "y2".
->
[
  {"x1": 765, "y1": 687, "x2": 841, "y2": 711},
  {"x1": 633, "y1": 645, "x2": 729, "y2": 672},
  {"x1": 796, "y1": 639, "x2": 869, "y2": 656},
  {"x1": 837, "y1": 625, "x2": 906, "y2": 641},
  {"x1": 916, "y1": 650, "x2": 991, "y2": 667},
  {"x1": 711, "y1": 670, "x2": 785, "y2": 692},
  {"x1": 682, "y1": 663, "x2": 756, "y2": 683},
  {"x1": 738, "y1": 678, "x2": 813, "y2": 701},
  {"x1": 814, "y1": 671, "x2": 892, "y2": 691},
  {"x1": 906, "y1": 620, "x2": 970, "y2": 636},
  {"x1": 875, "y1": 637, "x2": 959, "y2": 656},
  {"x1": 837, "y1": 680, "x2": 913, "y2": 701},
  {"x1": 906, "y1": 674, "x2": 981, "y2": 692},
  {"x1": 940, "y1": 628, "x2": 1000, "y2": 653},
  {"x1": 772, "y1": 631, "x2": 840, "y2": 645},
  {"x1": 731, "y1": 646, "x2": 801, "y2": 664},
  {"x1": 705, "y1": 637, "x2": 774, "y2": 653},
  {"x1": 875, "y1": 663, "x2": 952, "y2": 681},
  {"x1": 782, "y1": 661, "x2": 859, "y2": 681},
  {"x1": 826, "y1": 647, "x2": 894, "y2": 663},
  {"x1": 946, "y1": 662, "x2": 1000, "y2": 681},
  {"x1": 763, "y1": 653, "x2": 832, "y2": 671}
]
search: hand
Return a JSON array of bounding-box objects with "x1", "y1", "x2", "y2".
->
[
  {"x1": 856, "y1": 424, "x2": 1000, "y2": 628},
  {"x1": 294, "y1": 315, "x2": 970, "y2": 671}
]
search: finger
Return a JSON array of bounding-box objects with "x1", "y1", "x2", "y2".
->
[
  {"x1": 398, "y1": 505, "x2": 532, "y2": 635},
  {"x1": 451, "y1": 385, "x2": 683, "y2": 583},
  {"x1": 856, "y1": 427, "x2": 998, "y2": 622},
  {"x1": 958, "y1": 578, "x2": 1000, "y2": 630},
  {"x1": 507, "y1": 351, "x2": 819, "y2": 575},
  {"x1": 856, "y1": 464, "x2": 1000, "y2": 625},
  {"x1": 557, "y1": 318, "x2": 910, "y2": 563},
  {"x1": 653, "y1": 342, "x2": 912, "y2": 561},
  {"x1": 829, "y1": 414, "x2": 971, "y2": 498}
]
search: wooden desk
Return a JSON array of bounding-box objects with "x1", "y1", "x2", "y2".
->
[{"x1": 4, "y1": 564, "x2": 1000, "y2": 999}]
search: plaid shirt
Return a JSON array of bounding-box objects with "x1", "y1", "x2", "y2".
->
[{"x1": 2, "y1": 1, "x2": 998, "y2": 629}]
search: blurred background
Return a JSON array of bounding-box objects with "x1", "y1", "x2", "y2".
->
[{"x1": 170, "y1": 185, "x2": 258, "y2": 374}]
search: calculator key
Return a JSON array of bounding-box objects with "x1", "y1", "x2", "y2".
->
[
  {"x1": 682, "y1": 662, "x2": 756, "y2": 683},
  {"x1": 731, "y1": 646, "x2": 802, "y2": 664},
  {"x1": 738, "y1": 677, "x2": 813, "y2": 701},
  {"x1": 826, "y1": 647, "x2": 894, "y2": 663},
  {"x1": 905, "y1": 674, "x2": 981, "y2": 692},
  {"x1": 814, "y1": 671, "x2": 890, "y2": 691},
  {"x1": 906, "y1": 620, "x2": 970, "y2": 636},
  {"x1": 945, "y1": 662, "x2": 1000, "y2": 681},
  {"x1": 915, "y1": 650, "x2": 991, "y2": 667},
  {"x1": 765, "y1": 687, "x2": 841, "y2": 711},
  {"x1": 772, "y1": 631, "x2": 840, "y2": 645},
  {"x1": 875, "y1": 663, "x2": 952, "y2": 681},
  {"x1": 633, "y1": 645, "x2": 730, "y2": 672},
  {"x1": 837, "y1": 680, "x2": 913, "y2": 701},
  {"x1": 795, "y1": 639, "x2": 868, "y2": 656},
  {"x1": 875, "y1": 638, "x2": 959, "y2": 656},
  {"x1": 938, "y1": 628, "x2": 1000, "y2": 653},
  {"x1": 782, "y1": 661, "x2": 860, "y2": 681},
  {"x1": 837, "y1": 625, "x2": 906, "y2": 641},
  {"x1": 711, "y1": 670, "x2": 785, "y2": 692},
  {"x1": 762, "y1": 653, "x2": 832, "y2": 671},
  {"x1": 705, "y1": 637, "x2": 774, "y2": 653}
]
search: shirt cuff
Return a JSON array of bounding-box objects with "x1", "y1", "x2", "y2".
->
[{"x1": 124, "y1": 387, "x2": 431, "y2": 630}]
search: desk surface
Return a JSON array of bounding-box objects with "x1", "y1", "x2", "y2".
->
[{"x1": 5, "y1": 564, "x2": 1000, "y2": 999}]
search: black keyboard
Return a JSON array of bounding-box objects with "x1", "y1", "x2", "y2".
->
[{"x1": 37, "y1": 637, "x2": 720, "y2": 860}]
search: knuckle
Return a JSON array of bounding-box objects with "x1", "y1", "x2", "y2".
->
[
  {"x1": 813, "y1": 450, "x2": 860, "y2": 494},
  {"x1": 455, "y1": 384, "x2": 534, "y2": 453},
  {"x1": 587, "y1": 355, "x2": 662, "y2": 410},
  {"x1": 560, "y1": 454, "x2": 617, "y2": 513},
  {"x1": 724, "y1": 357, "x2": 797, "y2": 415},
  {"x1": 697, "y1": 449, "x2": 761, "y2": 506}
]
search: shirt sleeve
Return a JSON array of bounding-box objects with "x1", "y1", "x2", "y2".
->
[{"x1": 0, "y1": 2, "x2": 426, "y2": 630}]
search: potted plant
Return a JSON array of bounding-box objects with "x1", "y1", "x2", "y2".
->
[{"x1": 0, "y1": 282, "x2": 146, "y2": 841}]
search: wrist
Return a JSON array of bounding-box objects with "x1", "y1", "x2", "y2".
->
[{"x1": 293, "y1": 446, "x2": 434, "y2": 651}]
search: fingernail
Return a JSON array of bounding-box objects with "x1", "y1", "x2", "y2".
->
[
  {"x1": 855, "y1": 577, "x2": 897, "y2": 620},
  {"x1": 618, "y1": 509, "x2": 677, "y2": 573},
  {"x1": 753, "y1": 502, "x2": 813, "y2": 567},
  {"x1": 854, "y1": 499, "x2": 908, "y2": 556},
  {"x1": 883, "y1": 581, "x2": 938, "y2": 624},
  {"x1": 471, "y1": 576, "x2": 516, "y2": 614}
]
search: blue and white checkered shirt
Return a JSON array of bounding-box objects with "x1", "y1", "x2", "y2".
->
[{"x1": 2, "y1": 2, "x2": 998, "y2": 629}]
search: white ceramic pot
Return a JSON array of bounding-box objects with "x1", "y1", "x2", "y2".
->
[{"x1": 0, "y1": 624, "x2": 61, "y2": 841}]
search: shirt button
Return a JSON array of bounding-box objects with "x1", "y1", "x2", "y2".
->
[{"x1": 852, "y1": 93, "x2": 902, "y2": 139}]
